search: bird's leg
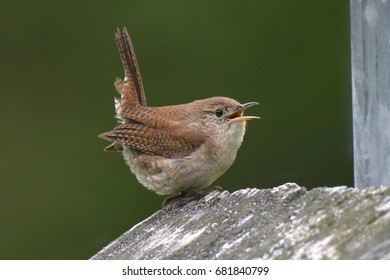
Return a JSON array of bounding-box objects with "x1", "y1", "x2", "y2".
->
[{"x1": 162, "y1": 186, "x2": 223, "y2": 208}]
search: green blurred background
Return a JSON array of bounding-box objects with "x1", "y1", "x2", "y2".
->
[{"x1": 0, "y1": 0, "x2": 351, "y2": 259}]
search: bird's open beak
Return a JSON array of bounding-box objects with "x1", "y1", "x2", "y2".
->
[{"x1": 226, "y1": 102, "x2": 260, "y2": 123}]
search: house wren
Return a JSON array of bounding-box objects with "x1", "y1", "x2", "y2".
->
[{"x1": 99, "y1": 27, "x2": 259, "y2": 196}]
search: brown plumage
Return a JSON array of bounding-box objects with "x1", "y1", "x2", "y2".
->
[
  {"x1": 99, "y1": 105, "x2": 207, "y2": 158},
  {"x1": 115, "y1": 27, "x2": 146, "y2": 107},
  {"x1": 99, "y1": 27, "x2": 259, "y2": 196},
  {"x1": 100, "y1": 27, "x2": 208, "y2": 158}
]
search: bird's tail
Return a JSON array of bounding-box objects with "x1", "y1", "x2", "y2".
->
[{"x1": 114, "y1": 27, "x2": 147, "y2": 119}]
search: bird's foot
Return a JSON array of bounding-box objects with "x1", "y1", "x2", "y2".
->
[{"x1": 162, "y1": 186, "x2": 223, "y2": 209}]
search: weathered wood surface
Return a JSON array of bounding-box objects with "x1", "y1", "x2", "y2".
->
[{"x1": 91, "y1": 183, "x2": 390, "y2": 260}]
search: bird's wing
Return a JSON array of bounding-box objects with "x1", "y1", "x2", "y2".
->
[{"x1": 99, "y1": 122, "x2": 206, "y2": 158}]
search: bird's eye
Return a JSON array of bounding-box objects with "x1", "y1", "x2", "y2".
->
[{"x1": 214, "y1": 109, "x2": 224, "y2": 117}]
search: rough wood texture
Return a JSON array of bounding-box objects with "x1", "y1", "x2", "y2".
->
[{"x1": 91, "y1": 183, "x2": 390, "y2": 260}]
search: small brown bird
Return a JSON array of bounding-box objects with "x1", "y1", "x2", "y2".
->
[{"x1": 99, "y1": 27, "x2": 259, "y2": 198}]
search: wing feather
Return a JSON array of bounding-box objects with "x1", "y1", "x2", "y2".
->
[{"x1": 99, "y1": 122, "x2": 206, "y2": 158}]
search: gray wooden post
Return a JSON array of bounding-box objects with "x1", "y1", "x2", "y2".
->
[{"x1": 350, "y1": 0, "x2": 390, "y2": 188}]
